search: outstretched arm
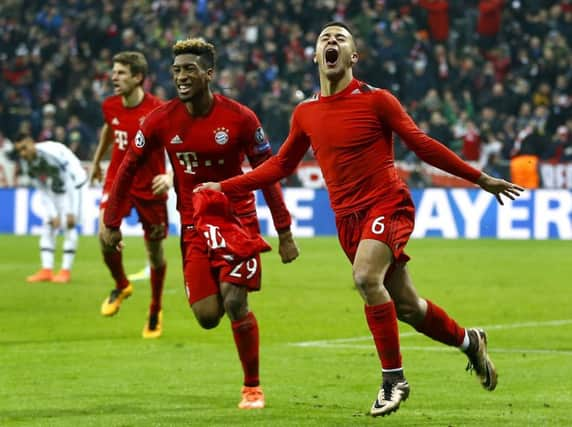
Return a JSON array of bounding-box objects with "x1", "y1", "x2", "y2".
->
[
  {"x1": 196, "y1": 112, "x2": 311, "y2": 195},
  {"x1": 376, "y1": 90, "x2": 524, "y2": 204}
]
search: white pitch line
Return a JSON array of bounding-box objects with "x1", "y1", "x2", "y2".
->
[
  {"x1": 291, "y1": 319, "x2": 572, "y2": 347},
  {"x1": 290, "y1": 344, "x2": 572, "y2": 356}
]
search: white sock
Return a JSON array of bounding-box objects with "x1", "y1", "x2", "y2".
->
[
  {"x1": 62, "y1": 228, "x2": 78, "y2": 270},
  {"x1": 40, "y1": 225, "x2": 56, "y2": 269},
  {"x1": 459, "y1": 329, "x2": 470, "y2": 351}
]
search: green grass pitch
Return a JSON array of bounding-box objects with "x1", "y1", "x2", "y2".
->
[{"x1": 1, "y1": 235, "x2": 571, "y2": 426}]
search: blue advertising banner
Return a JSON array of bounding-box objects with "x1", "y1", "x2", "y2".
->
[{"x1": 1, "y1": 188, "x2": 571, "y2": 239}]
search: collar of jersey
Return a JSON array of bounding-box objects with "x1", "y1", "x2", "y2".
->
[{"x1": 318, "y1": 78, "x2": 360, "y2": 102}]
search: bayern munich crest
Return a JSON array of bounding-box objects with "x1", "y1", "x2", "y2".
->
[{"x1": 214, "y1": 127, "x2": 229, "y2": 145}]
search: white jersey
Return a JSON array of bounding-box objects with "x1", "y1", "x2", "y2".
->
[{"x1": 23, "y1": 141, "x2": 87, "y2": 194}]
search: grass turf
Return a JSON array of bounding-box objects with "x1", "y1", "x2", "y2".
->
[{"x1": 0, "y1": 235, "x2": 570, "y2": 426}]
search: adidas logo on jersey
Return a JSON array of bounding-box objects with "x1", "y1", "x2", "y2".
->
[
  {"x1": 112, "y1": 117, "x2": 120, "y2": 125},
  {"x1": 170, "y1": 135, "x2": 183, "y2": 144}
]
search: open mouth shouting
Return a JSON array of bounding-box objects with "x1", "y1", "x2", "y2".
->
[{"x1": 325, "y1": 47, "x2": 339, "y2": 68}]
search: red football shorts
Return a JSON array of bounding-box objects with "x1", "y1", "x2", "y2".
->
[
  {"x1": 100, "y1": 192, "x2": 168, "y2": 241},
  {"x1": 336, "y1": 189, "x2": 415, "y2": 264},
  {"x1": 181, "y1": 215, "x2": 263, "y2": 305}
]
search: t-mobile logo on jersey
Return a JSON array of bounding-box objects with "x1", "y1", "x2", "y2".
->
[
  {"x1": 176, "y1": 151, "x2": 225, "y2": 174},
  {"x1": 114, "y1": 130, "x2": 129, "y2": 150},
  {"x1": 176, "y1": 152, "x2": 199, "y2": 174},
  {"x1": 203, "y1": 224, "x2": 227, "y2": 250}
]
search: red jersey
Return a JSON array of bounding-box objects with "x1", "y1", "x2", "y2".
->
[
  {"x1": 221, "y1": 79, "x2": 481, "y2": 217},
  {"x1": 192, "y1": 189, "x2": 271, "y2": 266},
  {"x1": 104, "y1": 94, "x2": 291, "y2": 230},
  {"x1": 101, "y1": 93, "x2": 165, "y2": 200}
]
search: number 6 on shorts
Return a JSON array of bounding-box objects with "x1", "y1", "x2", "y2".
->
[{"x1": 371, "y1": 216, "x2": 385, "y2": 234}]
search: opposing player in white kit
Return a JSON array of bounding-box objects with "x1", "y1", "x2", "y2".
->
[{"x1": 14, "y1": 134, "x2": 87, "y2": 284}]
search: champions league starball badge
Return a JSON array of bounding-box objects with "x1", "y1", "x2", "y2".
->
[{"x1": 135, "y1": 130, "x2": 146, "y2": 148}]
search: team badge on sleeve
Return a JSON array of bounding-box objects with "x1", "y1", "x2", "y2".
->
[
  {"x1": 254, "y1": 127, "x2": 271, "y2": 153},
  {"x1": 135, "y1": 130, "x2": 145, "y2": 148}
]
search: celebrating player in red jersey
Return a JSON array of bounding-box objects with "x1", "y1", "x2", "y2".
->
[
  {"x1": 101, "y1": 38, "x2": 299, "y2": 409},
  {"x1": 90, "y1": 51, "x2": 170, "y2": 339},
  {"x1": 196, "y1": 22, "x2": 524, "y2": 417}
]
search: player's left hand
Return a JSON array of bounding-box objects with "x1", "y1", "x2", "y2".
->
[
  {"x1": 152, "y1": 172, "x2": 173, "y2": 195},
  {"x1": 194, "y1": 182, "x2": 221, "y2": 192},
  {"x1": 476, "y1": 173, "x2": 525, "y2": 205},
  {"x1": 49, "y1": 216, "x2": 61, "y2": 229},
  {"x1": 277, "y1": 230, "x2": 299, "y2": 263},
  {"x1": 101, "y1": 226, "x2": 124, "y2": 252}
]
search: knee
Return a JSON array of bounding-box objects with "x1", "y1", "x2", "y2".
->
[
  {"x1": 395, "y1": 298, "x2": 425, "y2": 326},
  {"x1": 352, "y1": 267, "x2": 380, "y2": 296},
  {"x1": 146, "y1": 242, "x2": 165, "y2": 268},
  {"x1": 195, "y1": 313, "x2": 221, "y2": 330},
  {"x1": 66, "y1": 217, "x2": 76, "y2": 229},
  {"x1": 99, "y1": 237, "x2": 114, "y2": 253},
  {"x1": 148, "y1": 251, "x2": 164, "y2": 269},
  {"x1": 223, "y1": 294, "x2": 247, "y2": 320}
]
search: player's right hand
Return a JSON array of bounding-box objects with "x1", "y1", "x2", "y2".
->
[
  {"x1": 101, "y1": 226, "x2": 124, "y2": 252},
  {"x1": 152, "y1": 172, "x2": 173, "y2": 195},
  {"x1": 278, "y1": 230, "x2": 299, "y2": 263},
  {"x1": 194, "y1": 182, "x2": 221, "y2": 192},
  {"x1": 90, "y1": 163, "x2": 103, "y2": 184}
]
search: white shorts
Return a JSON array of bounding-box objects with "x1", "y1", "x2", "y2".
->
[{"x1": 41, "y1": 185, "x2": 85, "y2": 225}]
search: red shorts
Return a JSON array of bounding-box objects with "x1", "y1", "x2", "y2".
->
[
  {"x1": 336, "y1": 189, "x2": 415, "y2": 264},
  {"x1": 100, "y1": 192, "x2": 168, "y2": 241},
  {"x1": 181, "y1": 215, "x2": 263, "y2": 305}
]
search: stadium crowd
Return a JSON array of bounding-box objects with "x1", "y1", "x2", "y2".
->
[{"x1": 1, "y1": 0, "x2": 571, "y2": 186}]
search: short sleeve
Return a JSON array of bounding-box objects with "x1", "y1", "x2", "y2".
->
[{"x1": 101, "y1": 98, "x2": 112, "y2": 125}]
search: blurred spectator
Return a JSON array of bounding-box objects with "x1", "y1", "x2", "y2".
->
[
  {"x1": 510, "y1": 124, "x2": 545, "y2": 188},
  {"x1": 543, "y1": 125, "x2": 572, "y2": 163},
  {"x1": 460, "y1": 120, "x2": 481, "y2": 161},
  {"x1": 419, "y1": 0, "x2": 450, "y2": 43},
  {"x1": 478, "y1": 129, "x2": 505, "y2": 177},
  {"x1": 477, "y1": 0, "x2": 504, "y2": 51},
  {"x1": 0, "y1": 0, "x2": 569, "y2": 185},
  {"x1": 427, "y1": 111, "x2": 455, "y2": 148}
]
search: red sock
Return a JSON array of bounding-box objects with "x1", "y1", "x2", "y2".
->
[
  {"x1": 149, "y1": 263, "x2": 166, "y2": 313},
  {"x1": 231, "y1": 311, "x2": 260, "y2": 387},
  {"x1": 103, "y1": 251, "x2": 129, "y2": 289},
  {"x1": 414, "y1": 299, "x2": 465, "y2": 347},
  {"x1": 365, "y1": 301, "x2": 402, "y2": 370}
]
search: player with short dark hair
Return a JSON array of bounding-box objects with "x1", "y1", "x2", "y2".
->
[
  {"x1": 196, "y1": 22, "x2": 524, "y2": 417},
  {"x1": 90, "y1": 51, "x2": 170, "y2": 338},
  {"x1": 14, "y1": 134, "x2": 87, "y2": 284},
  {"x1": 101, "y1": 38, "x2": 299, "y2": 409}
]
